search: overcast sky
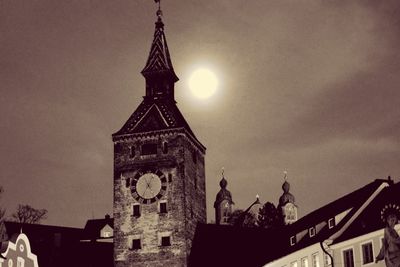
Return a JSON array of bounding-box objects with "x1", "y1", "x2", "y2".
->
[{"x1": 1, "y1": 0, "x2": 400, "y2": 227}]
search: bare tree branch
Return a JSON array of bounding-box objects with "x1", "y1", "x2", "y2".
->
[{"x1": 11, "y1": 204, "x2": 47, "y2": 224}]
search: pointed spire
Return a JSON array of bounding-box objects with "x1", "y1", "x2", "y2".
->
[{"x1": 141, "y1": 2, "x2": 178, "y2": 99}]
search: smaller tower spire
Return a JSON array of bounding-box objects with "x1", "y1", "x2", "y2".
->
[
  {"x1": 278, "y1": 171, "x2": 298, "y2": 225},
  {"x1": 214, "y1": 168, "x2": 234, "y2": 225}
]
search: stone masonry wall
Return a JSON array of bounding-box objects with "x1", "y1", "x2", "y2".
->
[{"x1": 114, "y1": 130, "x2": 205, "y2": 267}]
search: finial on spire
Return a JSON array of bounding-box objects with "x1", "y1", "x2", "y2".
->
[
  {"x1": 154, "y1": 0, "x2": 162, "y2": 18},
  {"x1": 283, "y1": 170, "x2": 288, "y2": 181},
  {"x1": 222, "y1": 167, "x2": 225, "y2": 178}
]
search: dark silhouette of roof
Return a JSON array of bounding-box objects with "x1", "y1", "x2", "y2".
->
[
  {"x1": 3, "y1": 220, "x2": 114, "y2": 267},
  {"x1": 82, "y1": 215, "x2": 114, "y2": 241},
  {"x1": 190, "y1": 179, "x2": 393, "y2": 267}
]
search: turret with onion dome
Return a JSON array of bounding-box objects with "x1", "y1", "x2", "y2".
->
[
  {"x1": 278, "y1": 171, "x2": 298, "y2": 225},
  {"x1": 214, "y1": 168, "x2": 235, "y2": 225}
]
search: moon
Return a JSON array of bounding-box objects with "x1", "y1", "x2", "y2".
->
[{"x1": 189, "y1": 68, "x2": 218, "y2": 99}]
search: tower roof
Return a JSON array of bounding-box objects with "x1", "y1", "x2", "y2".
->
[
  {"x1": 214, "y1": 170, "x2": 234, "y2": 207},
  {"x1": 141, "y1": 12, "x2": 178, "y2": 82},
  {"x1": 112, "y1": 4, "x2": 204, "y2": 152},
  {"x1": 279, "y1": 172, "x2": 295, "y2": 206}
]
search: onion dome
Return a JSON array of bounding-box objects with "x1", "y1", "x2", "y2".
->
[{"x1": 279, "y1": 175, "x2": 295, "y2": 206}]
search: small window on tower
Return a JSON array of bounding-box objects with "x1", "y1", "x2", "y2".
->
[
  {"x1": 192, "y1": 151, "x2": 197, "y2": 164},
  {"x1": 131, "y1": 239, "x2": 141, "y2": 250},
  {"x1": 161, "y1": 236, "x2": 171, "y2": 246},
  {"x1": 168, "y1": 173, "x2": 172, "y2": 183},
  {"x1": 141, "y1": 143, "x2": 157, "y2": 155},
  {"x1": 159, "y1": 201, "x2": 168, "y2": 214},
  {"x1": 162, "y1": 142, "x2": 168, "y2": 154},
  {"x1": 133, "y1": 204, "x2": 141, "y2": 217},
  {"x1": 129, "y1": 146, "x2": 135, "y2": 158},
  {"x1": 114, "y1": 143, "x2": 123, "y2": 153},
  {"x1": 125, "y1": 177, "x2": 131, "y2": 188}
]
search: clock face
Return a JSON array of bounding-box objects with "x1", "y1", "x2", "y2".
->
[{"x1": 130, "y1": 169, "x2": 167, "y2": 204}]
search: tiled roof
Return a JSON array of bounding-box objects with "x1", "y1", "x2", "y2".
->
[
  {"x1": 112, "y1": 99, "x2": 203, "y2": 148},
  {"x1": 141, "y1": 17, "x2": 178, "y2": 82}
]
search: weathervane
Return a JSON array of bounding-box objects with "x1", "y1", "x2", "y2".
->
[{"x1": 154, "y1": 0, "x2": 162, "y2": 17}]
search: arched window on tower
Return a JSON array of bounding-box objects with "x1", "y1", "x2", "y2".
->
[
  {"x1": 129, "y1": 146, "x2": 135, "y2": 158},
  {"x1": 221, "y1": 201, "x2": 231, "y2": 224},
  {"x1": 162, "y1": 142, "x2": 168, "y2": 154}
]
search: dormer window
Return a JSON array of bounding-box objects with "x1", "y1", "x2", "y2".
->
[
  {"x1": 309, "y1": 227, "x2": 316, "y2": 237},
  {"x1": 290, "y1": 235, "x2": 296, "y2": 246},
  {"x1": 328, "y1": 218, "x2": 335, "y2": 229}
]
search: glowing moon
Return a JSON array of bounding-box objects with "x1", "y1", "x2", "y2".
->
[{"x1": 189, "y1": 68, "x2": 218, "y2": 99}]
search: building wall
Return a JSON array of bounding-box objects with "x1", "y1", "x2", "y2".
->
[
  {"x1": 264, "y1": 243, "x2": 325, "y2": 267},
  {"x1": 330, "y1": 224, "x2": 400, "y2": 267},
  {"x1": 113, "y1": 131, "x2": 205, "y2": 267}
]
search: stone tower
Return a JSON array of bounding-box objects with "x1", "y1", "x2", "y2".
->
[
  {"x1": 278, "y1": 172, "x2": 297, "y2": 225},
  {"x1": 214, "y1": 170, "x2": 234, "y2": 225},
  {"x1": 112, "y1": 6, "x2": 206, "y2": 267}
]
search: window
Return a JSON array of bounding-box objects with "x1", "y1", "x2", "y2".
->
[
  {"x1": 194, "y1": 176, "x2": 197, "y2": 189},
  {"x1": 343, "y1": 248, "x2": 354, "y2": 267},
  {"x1": 168, "y1": 173, "x2": 172, "y2": 183},
  {"x1": 141, "y1": 143, "x2": 157, "y2": 155},
  {"x1": 102, "y1": 231, "x2": 111, "y2": 238},
  {"x1": 132, "y1": 239, "x2": 141, "y2": 250},
  {"x1": 17, "y1": 257, "x2": 25, "y2": 267},
  {"x1": 361, "y1": 242, "x2": 374, "y2": 265},
  {"x1": 192, "y1": 151, "x2": 197, "y2": 163},
  {"x1": 159, "y1": 201, "x2": 167, "y2": 214},
  {"x1": 158, "y1": 232, "x2": 172, "y2": 246},
  {"x1": 133, "y1": 204, "x2": 141, "y2": 217},
  {"x1": 324, "y1": 252, "x2": 332, "y2": 267},
  {"x1": 290, "y1": 235, "x2": 296, "y2": 246},
  {"x1": 125, "y1": 177, "x2": 131, "y2": 188},
  {"x1": 301, "y1": 257, "x2": 309, "y2": 267},
  {"x1": 328, "y1": 218, "x2": 335, "y2": 229},
  {"x1": 312, "y1": 253, "x2": 320, "y2": 267},
  {"x1": 114, "y1": 143, "x2": 122, "y2": 153},
  {"x1": 129, "y1": 146, "x2": 135, "y2": 158},
  {"x1": 161, "y1": 236, "x2": 171, "y2": 246},
  {"x1": 309, "y1": 227, "x2": 316, "y2": 237},
  {"x1": 162, "y1": 142, "x2": 168, "y2": 154},
  {"x1": 291, "y1": 261, "x2": 298, "y2": 267}
]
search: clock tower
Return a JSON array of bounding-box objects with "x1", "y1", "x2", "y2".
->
[{"x1": 112, "y1": 6, "x2": 206, "y2": 267}]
